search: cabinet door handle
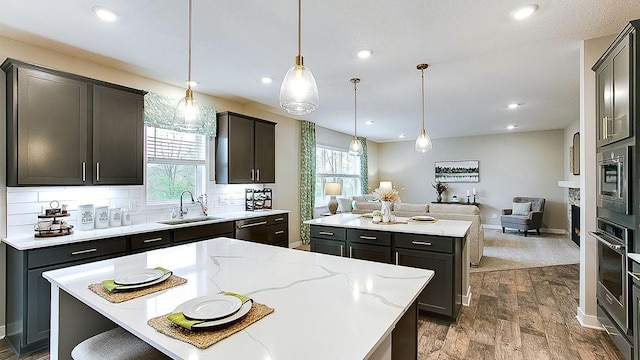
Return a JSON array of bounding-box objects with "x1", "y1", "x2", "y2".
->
[
  {"x1": 251, "y1": 169, "x2": 255, "y2": 181},
  {"x1": 603, "y1": 116, "x2": 608, "y2": 139},
  {"x1": 143, "y1": 237, "x2": 164, "y2": 243},
  {"x1": 395, "y1": 251, "x2": 399, "y2": 265},
  {"x1": 96, "y1": 162, "x2": 100, "y2": 182},
  {"x1": 71, "y1": 248, "x2": 98, "y2": 256},
  {"x1": 275, "y1": 217, "x2": 284, "y2": 222},
  {"x1": 82, "y1": 162, "x2": 86, "y2": 182},
  {"x1": 628, "y1": 271, "x2": 640, "y2": 282},
  {"x1": 340, "y1": 245, "x2": 344, "y2": 257},
  {"x1": 318, "y1": 231, "x2": 334, "y2": 236},
  {"x1": 411, "y1": 241, "x2": 432, "y2": 246},
  {"x1": 360, "y1": 235, "x2": 377, "y2": 240},
  {"x1": 274, "y1": 230, "x2": 284, "y2": 235},
  {"x1": 238, "y1": 221, "x2": 267, "y2": 229},
  {"x1": 257, "y1": 169, "x2": 260, "y2": 181},
  {"x1": 349, "y1": 246, "x2": 353, "y2": 258}
]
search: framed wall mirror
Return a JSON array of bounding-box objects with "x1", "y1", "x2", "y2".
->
[{"x1": 572, "y1": 132, "x2": 580, "y2": 175}]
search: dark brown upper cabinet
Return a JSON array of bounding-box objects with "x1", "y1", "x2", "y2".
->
[
  {"x1": 2, "y1": 59, "x2": 146, "y2": 186},
  {"x1": 215, "y1": 112, "x2": 276, "y2": 184},
  {"x1": 593, "y1": 21, "x2": 636, "y2": 148}
]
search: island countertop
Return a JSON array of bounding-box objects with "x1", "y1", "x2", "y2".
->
[
  {"x1": 43, "y1": 237, "x2": 433, "y2": 360},
  {"x1": 304, "y1": 213, "x2": 472, "y2": 238}
]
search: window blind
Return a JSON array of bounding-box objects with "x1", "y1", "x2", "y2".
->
[{"x1": 146, "y1": 127, "x2": 206, "y2": 164}]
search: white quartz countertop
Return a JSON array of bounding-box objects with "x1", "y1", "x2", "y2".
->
[
  {"x1": 2, "y1": 210, "x2": 289, "y2": 251},
  {"x1": 43, "y1": 237, "x2": 433, "y2": 360},
  {"x1": 304, "y1": 213, "x2": 472, "y2": 238}
]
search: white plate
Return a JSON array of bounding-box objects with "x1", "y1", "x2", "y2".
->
[
  {"x1": 361, "y1": 213, "x2": 373, "y2": 218},
  {"x1": 175, "y1": 299, "x2": 254, "y2": 329},
  {"x1": 181, "y1": 295, "x2": 243, "y2": 321},
  {"x1": 411, "y1": 215, "x2": 435, "y2": 221},
  {"x1": 114, "y1": 269, "x2": 165, "y2": 286},
  {"x1": 113, "y1": 271, "x2": 172, "y2": 291}
]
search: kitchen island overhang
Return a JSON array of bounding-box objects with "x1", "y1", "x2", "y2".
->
[{"x1": 43, "y1": 237, "x2": 433, "y2": 360}]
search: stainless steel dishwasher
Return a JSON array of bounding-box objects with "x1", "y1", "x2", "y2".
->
[{"x1": 235, "y1": 217, "x2": 267, "y2": 243}]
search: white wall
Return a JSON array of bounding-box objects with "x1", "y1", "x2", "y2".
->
[
  {"x1": 578, "y1": 34, "x2": 616, "y2": 328},
  {"x1": 377, "y1": 130, "x2": 567, "y2": 232}
]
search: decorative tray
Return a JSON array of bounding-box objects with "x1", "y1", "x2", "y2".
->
[{"x1": 372, "y1": 221, "x2": 407, "y2": 225}]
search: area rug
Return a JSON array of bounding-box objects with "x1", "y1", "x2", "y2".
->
[{"x1": 471, "y1": 229, "x2": 580, "y2": 273}]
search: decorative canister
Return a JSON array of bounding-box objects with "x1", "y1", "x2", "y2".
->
[
  {"x1": 95, "y1": 206, "x2": 109, "y2": 229},
  {"x1": 121, "y1": 207, "x2": 132, "y2": 226},
  {"x1": 109, "y1": 208, "x2": 122, "y2": 227},
  {"x1": 78, "y1": 204, "x2": 95, "y2": 231}
]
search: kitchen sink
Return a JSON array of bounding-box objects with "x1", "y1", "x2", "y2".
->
[{"x1": 158, "y1": 216, "x2": 224, "y2": 225}]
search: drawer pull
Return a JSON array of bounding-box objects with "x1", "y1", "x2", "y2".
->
[
  {"x1": 349, "y1": 246, "x2": 353, "y2": 258},
  {"x1": 238, "y1": 221, "x2": 267, "y2": 229},
  {"x1": 411, "y1": 241, "x2": 432, "y2": 246},
  {"x1": 275, "y1": 217, "x2": 284, "y2": 222},
  {"x1": 71, "y1": 248, "x2": 98, "y2": 256},
  {"x1": 360, "y1": 235, "x2": 377, "y2": 240},
  {"x1": 274, "y1": 230, "x2": 285, "y2": 235},
  {"x1": 340, "y1": 245, "x2": 344, "y2": 257},
  {"x1": 318, "y1": 231, "x2": 334, "y2": 236},
  {"x1": 143, "y1": 237, "x2": 164, "y2": 243},
  {"x1": 82, "y1": 162, "x2": 86, "y2": 182},
  {"x1": 395, "y1": 251, "x2": 399, "y2": 265}
]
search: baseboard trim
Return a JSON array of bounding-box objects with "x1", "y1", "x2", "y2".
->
[
  {"x1": 0, "y1": 324, "x2": 5, "y2": 339},
  {"x1": 482, "y1": 224, "x2": 567, "y2": 235},
  {"x1": 462, "y1": 285, "x2": 471, "y2": 306},
  {"x1": 289, "y1": 240, "x2": 302, "y2": 249},
  {"x1": 576, "y1": 307, "x2": 602, "y2": 329}
]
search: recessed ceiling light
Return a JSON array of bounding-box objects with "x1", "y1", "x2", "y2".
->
[
  {"x1": 187, "y1": 80, "x2": 199, "y2": 87},
  {"x1": 261, "y1": 76, "x2": 273, "y2": 84},
  {"x1": 512, "y1": 4, "x2": 539, "y2": 20},
  {"x1": 507, "y1": 103, "x2": 519, "y2": 109},
  {"x1": 365, "y1": 120, "x2": 373, "y2": 125},
  {"x1": 507, "y1": 125, "x2": 518, "y2": 130},
  {"x1": 91, "y1": 6, "x2": 119, "y2": 22},
  {"x1": 399, "y1": 134, "x2": 406, "y2": 138},
  {"x1": 357, "y1": 49, "x2": 373, "y2": 59}
]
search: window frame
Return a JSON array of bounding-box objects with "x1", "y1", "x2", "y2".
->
[{"x1": 314, "y1": 145, "x2": 362, "y2": 207}]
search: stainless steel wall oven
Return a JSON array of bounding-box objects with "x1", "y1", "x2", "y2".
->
[{"x1": 597, "y1": 144, "x2": 632, "y2": 215}]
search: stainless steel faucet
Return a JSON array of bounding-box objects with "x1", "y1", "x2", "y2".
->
[{"x1": 179, "y1": 190, "x2": 195, "y2": 219}]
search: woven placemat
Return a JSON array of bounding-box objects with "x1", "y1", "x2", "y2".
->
[
  {"x1": 147, "y1": 302, "x2": 275, "y2": 349},
  {"x1": 88, "y1": 275, "x2": 187, "y2": 303},
  {"x1": 407, "y1": 218, "x2": 438, "y2": 224}
]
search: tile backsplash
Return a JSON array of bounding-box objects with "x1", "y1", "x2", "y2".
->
[{"x1": 6, "y1": 183, "x2": 272, "y2": 237}]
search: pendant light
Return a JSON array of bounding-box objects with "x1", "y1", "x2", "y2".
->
[
  {"x1": 174, "y1": 0, "x2": 204, "y2": 131},
  {"x1": 348, "y1": 78, "x2": 363, "y2": 156},
  {"x1": 279, "y1": 0, "x2": 319, "y2": 115},
  {"x1": 415, "y1": 63, "x2": 433, "y2": 153}
]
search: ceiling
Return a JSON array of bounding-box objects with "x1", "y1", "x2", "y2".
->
[{"x1": 1, "y1": 1, "x2": 640, "y2": 142}]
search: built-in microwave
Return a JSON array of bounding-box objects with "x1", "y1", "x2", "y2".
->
[{"x1": 597, "y1": 144, "x2": 631, "y2": 215}]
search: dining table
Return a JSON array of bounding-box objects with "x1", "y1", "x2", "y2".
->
[{"x1": 43, "y1": 236, "x2": 434, "y2": 360}]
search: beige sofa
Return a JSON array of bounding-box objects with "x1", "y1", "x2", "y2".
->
[{"x1": 351, "y1": 201, "x2": 484, "y2": 267}]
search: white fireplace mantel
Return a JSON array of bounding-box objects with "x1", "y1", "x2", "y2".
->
[{"x1": 558, "y1": 180, "x2": 580, "y2": 188}]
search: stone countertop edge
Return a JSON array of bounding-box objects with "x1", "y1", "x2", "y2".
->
[
  {"x1": 304, "y1": 213, "x2": 472, "y2": 238},
  {"x1": 2, "y1": 209, "x2": 290, "y2": 251}
]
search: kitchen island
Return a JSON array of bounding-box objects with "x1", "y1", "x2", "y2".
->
[
  {"x1": 305, "y1": 213, "x2": 472, "y2": 320},
  {"x1": 43, "y1": 237, "x2": 433, "y2": 360}
]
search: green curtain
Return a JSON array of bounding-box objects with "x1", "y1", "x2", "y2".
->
[
  {"x1": 144, "y1": 92, "x2": 216, "y2": 137},
  {"x1": 300, "y1": 121, "x2": 317, "y2": 244},
  {"x1": 358, "y1": 136, "x2": 369, "y2": 194}
]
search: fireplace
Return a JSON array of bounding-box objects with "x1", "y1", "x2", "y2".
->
[{"x1": 571, "y1": 205, "x2": 580, "y2": 246}]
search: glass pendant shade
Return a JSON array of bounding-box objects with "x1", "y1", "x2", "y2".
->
[
  {"x1": 415, "y1": 129, "x2": 433, "y2": 153},
  {"x1": 279, "y1": 59, "x2": 319, "y2": 115},
  {"x1": 349, "y1": 137, "x2": 363, "y2": 156},
  {"x1": 174, "y1": 88, "x2": 204, "y2": 131}
]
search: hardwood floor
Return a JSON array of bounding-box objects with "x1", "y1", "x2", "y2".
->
[
  {"x1": 418, "y1": 264, "x2": 625, "y2": 360},
  {"x1": 0, "y1": 264, "x2": 624, "y2": 360}
]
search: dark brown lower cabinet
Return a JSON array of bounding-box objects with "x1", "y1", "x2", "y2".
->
[
  {"x1": 235, "y1": 214, "x2": 289, "y2": 247},
  {"x1": 309, "y1": 224, "x2": 465, "y2": 321}
]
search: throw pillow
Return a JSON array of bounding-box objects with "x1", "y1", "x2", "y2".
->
[
  {"x1": 337, "y1": 197, "x2": 353, "y2": 213},
  {"x1": 512, "y1": 202, "x2": 532, "y2": 216}
]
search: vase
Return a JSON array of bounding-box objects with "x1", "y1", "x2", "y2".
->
[
  {"x1": 436, "y1": 194, "x2": 442, "y2": 203},
  {"x1": 381, "y1": 201, "x2": 392, "y2": 222}
]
